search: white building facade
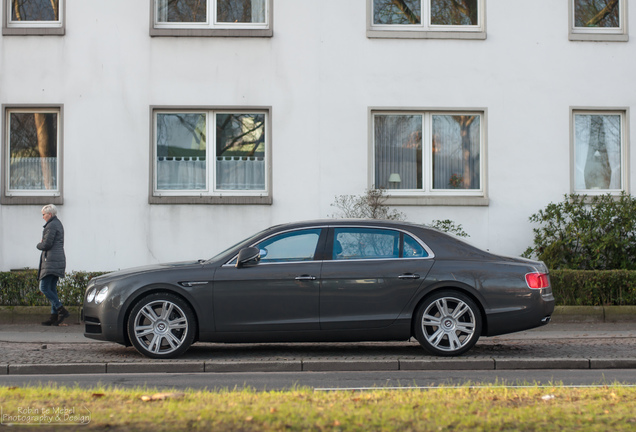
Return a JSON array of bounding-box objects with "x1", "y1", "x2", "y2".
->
[{"x1": 0, "y1": 0, "x2": 633, "y2": 272}]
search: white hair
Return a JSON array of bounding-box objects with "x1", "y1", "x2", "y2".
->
[{"x1": 41, "y1": 204, "x2": 58, "y2": 216}]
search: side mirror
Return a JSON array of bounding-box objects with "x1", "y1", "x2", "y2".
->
[{"x1": 236, "y1": 247, "x2": 261, "y2": 268}]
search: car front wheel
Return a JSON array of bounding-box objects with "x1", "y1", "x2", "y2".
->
[
  {"x1": 127, "y1": 293, "x2": 196, "y2": 359},
  {"x1": 414, "y1": 291, "x2": 482, "y2": 356}
]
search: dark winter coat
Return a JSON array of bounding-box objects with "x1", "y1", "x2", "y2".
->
[{"x1": 37, "y1": 216, "x2": 66, "y2": 280}]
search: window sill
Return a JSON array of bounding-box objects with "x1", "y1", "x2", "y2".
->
[
  {"x1": 367, "y1": 29, "x2": 486, "y2": 40},
  {"x1": 1, "y1": 195, "x2": 63, "y2": 205},
  {"x1": 569, "y1": 32, "x2": 628, "y2": 42},
  {"x1": 383, "y1": 195, "x2": 489, "y2": 206},
  {"x1": 149, "y1": 195, "x2": 273, "y2": 205},
  {"x1": 150, "y1": 28, "x2": 273, "y2": 37},
  {"x1": 3, "y1": 27, "x2": 65, "y2": 36}
]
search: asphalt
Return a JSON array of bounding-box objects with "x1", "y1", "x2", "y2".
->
[{"x1": 1, "y1": 320, "x2": 636, "y2": 375}]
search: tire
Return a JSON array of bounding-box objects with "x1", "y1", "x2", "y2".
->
[
  {"x1": 414, "y1": 290, "x2": 482, "y2": 356},
  {"x1": 127, "y1": 292, "x2": 196, "y2": 359}
]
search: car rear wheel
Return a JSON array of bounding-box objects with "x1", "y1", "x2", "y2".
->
[
  {"x1": 414, "y1": 290, "x2": 482, "y2": 356},
  {"x1": 127, "y1": 293, "x2": 196, "y2": 359}
]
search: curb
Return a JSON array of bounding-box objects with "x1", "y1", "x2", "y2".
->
[{"x1": 2, "y1": 357, "x2": 636, "y2": 376}]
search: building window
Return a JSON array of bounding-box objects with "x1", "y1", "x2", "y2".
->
[
  {"x1": 569, "y1": 0, "x2": 627, "y2": 41},
  {"x1": 151, "y1": 108, "x2": 271, "y2": 205},
  {"x1": 372, "y1": 110, "x2": 486, "y2": 205},
  {"x1": 367, "y1": 0, "x2": 485, "y2": 39},
  {"x1": 151, "y1": 0, "x2": 273, "y2": 37},
  {"x1": 3, "y1": 0, "x2": 64, "y2": 35},
  {"x1": 2, "y1": 107, "x2": 63, "y2": 205},
  {"x1": 572, "y1": 109, "x2": 627, "y2": 194}
]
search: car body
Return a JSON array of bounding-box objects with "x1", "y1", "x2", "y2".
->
[{"x1": 82, "y1": 220, "x2": 555, "y2": 358}]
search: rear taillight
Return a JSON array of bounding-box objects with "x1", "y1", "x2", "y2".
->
[{"x1": 525, "y1": 272, "x2": 550, "y2": 289}]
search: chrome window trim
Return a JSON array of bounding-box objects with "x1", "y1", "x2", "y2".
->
[{"x1": 222, "y1": 224, "x2": 436, "y2": 267}]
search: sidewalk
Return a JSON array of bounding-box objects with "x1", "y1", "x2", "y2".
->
[{"x1": 1, "y1": 321, "x2": 635, "y2": 375}]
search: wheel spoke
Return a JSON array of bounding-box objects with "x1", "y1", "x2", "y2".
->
[
  {"x1": 148, "y1": 334, "x2": 162, "y2": 353},
  {"x1": 168, "y1": 318, "x2": 188, "y2": 330},
  {"x1": 456, "y1": 322, "x2": 475, "y2": 335},
  {"x1": 135, "y1": 324, "x2": 154, "y2": 338},
  {"x1": 427, "y1": 328, "x2": 445, "y2": 347},
  {"x1": 422, "y1": 313, "x2": 441, "y2": 326},
  {"x1": 141, "y1": 305, "x2": 159, "y2": 323},
  {"x1": 448, "y1": 332, "x2": 462, "y2": 350},
  {"x1": 165, "y1": 331, "x2": 182, "y2": 349},
  {"x1": 160, "y1": 302, "x2": 174, "y2": 320},
  {"x1": 452, "y1": 302, "x2": 470, "y2": 320},
  {"x1": 436, "y1": 299, "x2": 450, "y2": 317}
]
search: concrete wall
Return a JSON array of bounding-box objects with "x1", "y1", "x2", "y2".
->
[{"x1": 1, "y1": 1, "x2": 634, "y2": 271}]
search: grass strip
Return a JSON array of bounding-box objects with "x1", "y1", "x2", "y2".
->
[{"x1": 1, "y1": 384, "x2": 635, "y2": 431}]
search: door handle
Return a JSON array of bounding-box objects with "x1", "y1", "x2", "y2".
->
[
  {"x1": 398, "y1": 273, "x2": 420, "y2": 280},
  {"x1": 295, "y1": 275, "x2": 317, "y2": 280}
]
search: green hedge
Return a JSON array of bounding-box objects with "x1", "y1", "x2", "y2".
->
[
  {"x1": 2, "y1": 269, "x2": 636, "y2": 307},
  {"x1": 550, "y1": 270, "x2": 636, "y2": 306},
  {"x1": 0, "y1": 270, "x2": 106, "y2": 307}
]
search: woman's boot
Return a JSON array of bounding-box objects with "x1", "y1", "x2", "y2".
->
[
  {"x1": 56, "y1": 306, "x2": 70, "y2": 325},
  {"x1": 42, "y1": 313, "x2": 58, "y2": 326}
]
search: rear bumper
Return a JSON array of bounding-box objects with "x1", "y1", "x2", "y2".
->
[{"x1": 484, "y1": 294, "x2": 555, "y2": 337}]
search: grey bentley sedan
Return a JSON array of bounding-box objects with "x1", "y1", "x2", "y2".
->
[{"x1": 82, "y1": 220, "x2": 554, "y2": 358}]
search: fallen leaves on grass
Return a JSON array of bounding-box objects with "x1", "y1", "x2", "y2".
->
[{"x1": 140, "y1": 392, "x2": 186, "y2": 402}]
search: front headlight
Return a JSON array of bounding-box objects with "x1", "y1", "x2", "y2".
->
[
  {"x1": 95, "y1": 286, "x2": 109, "y2": 305},
  {"x1": 86, "y1": 288, "x2": 96, "y2": 303}
]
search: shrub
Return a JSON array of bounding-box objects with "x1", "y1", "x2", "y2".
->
[
  {"x1": 0, "y1": 270, "x2": 106, "y2": 306},
  {"x1": 550, "y1": 270, "x2": 636, "y2": 306},
  {"x1": 330, "y1": 189, "x2": 469, "y2": 237},
  {"x1": 523, "y1": 193, "x2": 636, "y2": 270},
  {"x1": 331, "y1": 188, "x2": 405, "y2": 220}
]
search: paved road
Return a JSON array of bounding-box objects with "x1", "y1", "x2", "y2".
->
[
  {"x1": 2, "y1": 369, "x2": 636, "y2": 391},
  {"x1": 1, "y1": 322, "x2": 635, "y2": 375}
]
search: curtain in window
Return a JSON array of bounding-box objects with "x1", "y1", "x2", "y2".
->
[
  {"x1": 156, "y1": 113, "x2": 207, "y2": 190},
  {"x1": 432, "y1": 115, "x2": 480, "y2": 190},
  {"x1": 216, "y1": 156, "x2": 265, "y2": 190},
  {"x1": 156, "y1": 157, "x2": 206, "y2": 190},
  {"x1": 375, "y1": 115, "x2": 422, "y2": 190},
  {"x1": 574, "y1": 114, "x2": 622, "y2": 190},
  {"x1": 8, "y1": 112, "x2": 58, "y2": 191},
  {"x1": 216, "y1": 113, "x2": 266, "y2": 190},
  {"x1": 251, "y1": 0, "x2": 265, "y2": 23},
  {"x1": 10, "y1": 157, "x2": 57, "y2": 190}
]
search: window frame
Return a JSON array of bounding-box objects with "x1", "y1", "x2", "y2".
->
[
  {"x1": 367, "y1": 0, "x2": 486, "y2": 40},
  {"x1": 1, "y1": 105, "x2": 64, "y2": 205},
  {"x1": 3, "y1": 0, "x2": 65, "y2": 36},
  {"x1": 369, "y1": 107, "x2": 488, "y2": 207},
  {"x1": 149, "y1": 106, "x2": 273, "y2": 205},
  {"x1": 150, "y1": 0, "x2": 273, "y2": 37},
  {"x1": 569, "y1": 0, "x2": 628, "y2": 42},
  {"x1": 570, "y1": 107, "x2": 629, "y2": 195}
]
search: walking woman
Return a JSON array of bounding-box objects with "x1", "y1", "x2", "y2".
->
[{"x1": 37, "y1": 204, "x2": 70, "y2": 326}]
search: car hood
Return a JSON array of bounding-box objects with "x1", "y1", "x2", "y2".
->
[{"x1": 92, "y1": 260, "x2": 203, "y2": 284}]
